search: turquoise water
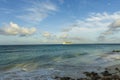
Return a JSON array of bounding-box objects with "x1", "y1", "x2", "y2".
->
[{"x1": 0, "y1": 44, "x2": 120, "y2": 72}]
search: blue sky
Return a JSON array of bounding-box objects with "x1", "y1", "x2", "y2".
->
[{"x1": 0, "y1": 0, "x2": 120, "y2": 44}]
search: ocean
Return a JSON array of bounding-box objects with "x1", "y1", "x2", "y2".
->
[{"x1": 0, "y1": 44, "x2": 120, "y2": 79}]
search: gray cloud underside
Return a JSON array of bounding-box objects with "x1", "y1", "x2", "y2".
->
[{"x1": 98, "y1": 19, "x2": 120, "y2": 41}]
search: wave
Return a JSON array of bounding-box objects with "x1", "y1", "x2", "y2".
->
[
  {"x1": 95, "y1": 51, "x2": 120, "y2": 66},
  {"x1": 0, "y1": 63, "x2": 103, "y2": 80}
]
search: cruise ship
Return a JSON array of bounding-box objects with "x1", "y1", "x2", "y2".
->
[{"x1": 62, "y1": 41, "x2": 72, "y2": 44}]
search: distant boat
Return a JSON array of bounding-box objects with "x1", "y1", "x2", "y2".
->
[{"x1": 62, "y1": 41, "x2": 72, "y2": 44}]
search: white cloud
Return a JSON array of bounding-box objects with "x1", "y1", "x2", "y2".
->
[
  {"x1": 40, "y1": 31, "x2": 92, "y2": 43},
  {"x1": 98, "y1": 19, "x2": 120, "y2": 41},
  {"x1": 86, "y1": 12, "x2": 120, "y2": 22},
  {"x1": 0, "y1": 22, "x2": 36, "y2": 36},
  {"x1": 59, "y1": 34, "x2": 87, "y2": 43},
  {"x1": 18, "y1": 1, "x2": 57, "y2": 23},
  {"x1": 42, "y1": 32, "x2": 51, "y2": 38},
  {"x1": 60, "y1": 33, "x2": 68, "y2": 38},
  {"x1": 62, "y1": 20, "x2": 109, "y2": 33},
  {"x1": 104, "y1": 19, "x2": 120, "y2": 35},
  {"x1": 8, "y1": 11, "x2": 120, "y2": 43},
  {"x1": 61, "y1": 11, "x2": 120, "y2": 43}
]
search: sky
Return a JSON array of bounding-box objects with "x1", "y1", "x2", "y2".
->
[{"x1": 0, "y1": 0, "x2": 120, "y2": 44}]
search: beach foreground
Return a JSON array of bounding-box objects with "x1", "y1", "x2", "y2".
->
[{"x1": 0, "y1": 64, "x2": 120, "y2": 80}]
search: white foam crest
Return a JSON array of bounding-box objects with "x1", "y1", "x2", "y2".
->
[
  {"x1": 0, "y1": 68, "x2": 60, "y2": 80},
  {"x1": 105, "y1": 54, "x2": 120, "y2": 60}
]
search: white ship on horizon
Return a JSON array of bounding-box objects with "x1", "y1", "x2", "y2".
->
[{"x1": 62, "y1": 41, "x2": 72, "y2": 44}]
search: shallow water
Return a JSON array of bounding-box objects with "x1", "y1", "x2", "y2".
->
[{"x1": 0, "y1": 44, "x2": 120, "y2": 79}]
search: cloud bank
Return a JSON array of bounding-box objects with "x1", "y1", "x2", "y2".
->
[
  {"x1": 61, "y1": 12, "x2": 120, "y2": 43},
  {"x1": 33, "y1": 11, "x2": 120, "y2": 43},
  {"x1": 98, "y1": 19, "x2": 120, "y2": 41},
  {"x1": 0, "y1": 22, "x2": 36, "y2": 36},
  {"x1": 38, "y1": 11, "x2": 120, "y2": 43}
]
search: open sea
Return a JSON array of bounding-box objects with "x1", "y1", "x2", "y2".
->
[{"x1": 0, "y1": 44, "x2": 120, "y2": 80}]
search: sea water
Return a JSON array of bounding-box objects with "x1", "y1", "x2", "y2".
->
[{"x1": 0, "y1": 44, "x2": 120, "y2": 79}]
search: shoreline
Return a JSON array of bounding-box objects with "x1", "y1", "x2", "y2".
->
[
  {"x1": 0, "y1": 64, "x2": 120, "y2": 80},
  {"x1": 0, "y1": 65, "x2": 105, "y2": 80}
]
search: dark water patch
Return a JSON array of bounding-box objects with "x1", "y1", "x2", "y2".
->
[
  {"x1": 32, "y1": 55, "x2": 54, "y2": 62},
  {"x1": 61, "y1": 52, "x2": 88, "y2": 59},
  {"x1": 0, "y1": 64, "x2": 16, "y2": 71},
  {"x1": 0, "y1": 49, "x2": 41, "y2": 54},
  {"x1": 0, "y1": 52, "x2": 89, "y2": 67},
  {"x1": 0, "y1": 50, "x2": 23, "y2": 53},
  {"x1": 61, "y1": 54, "x2": 76, "y2": 59},
  {"x1": 37, "y1": 62, "x2": 54, "y2": 68},
  {"x1": 0, "y1": 54, "x2": 55, "y2": 67},
  {"x1": 0, "y1": 59, "x2": 29, "y2": 66},
  {"x1": 76, "y1": 52, "x2": 88, "y2": 56},
  {"x1": 95, "y1": 57, "x2": 102, "y2": 61}
]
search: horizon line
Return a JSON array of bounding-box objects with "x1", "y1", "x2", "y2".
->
[{"x1": 1, "y1": 43, "x2": 120, "y2": 46}]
